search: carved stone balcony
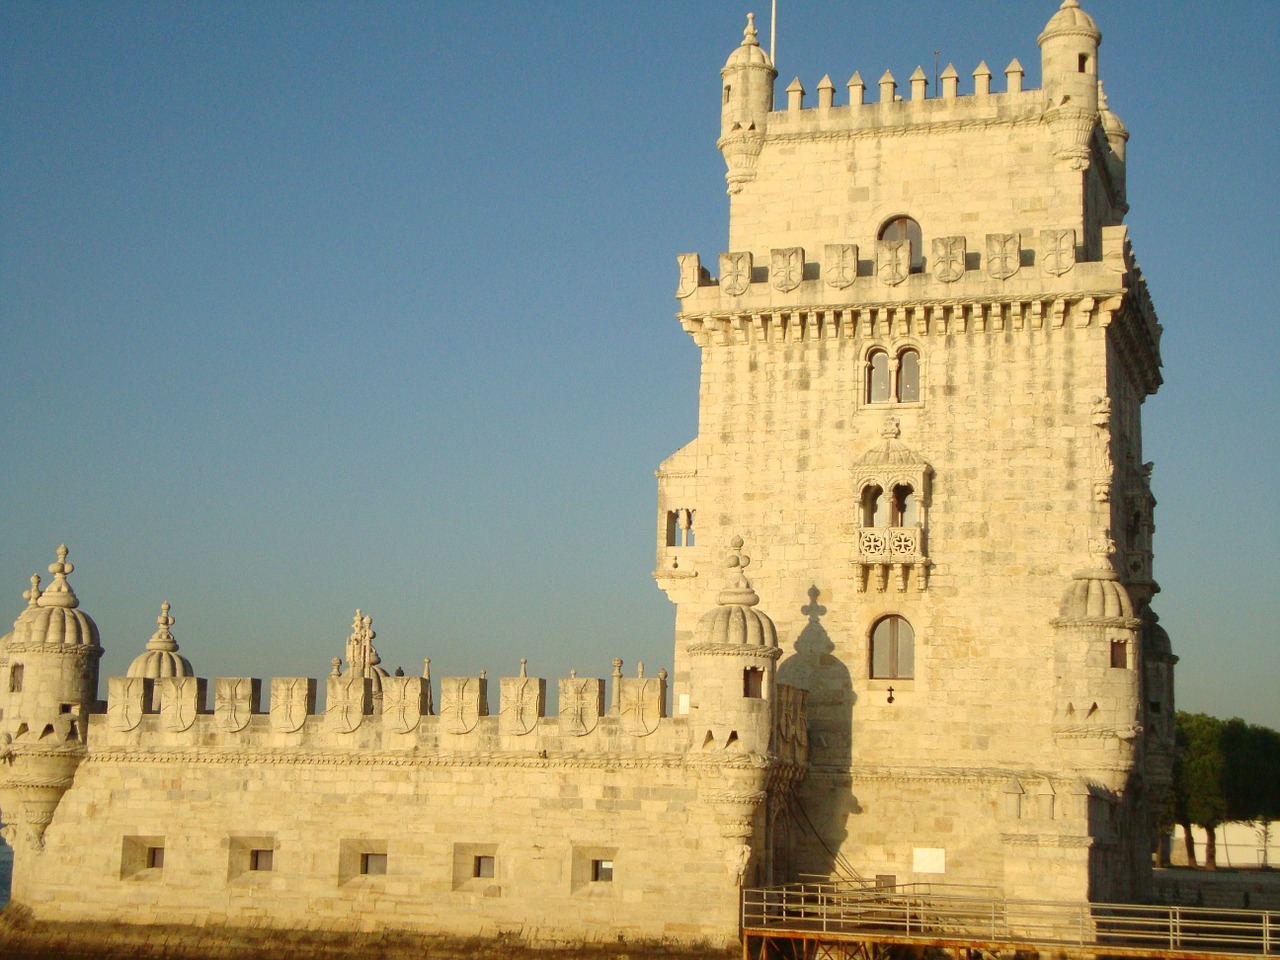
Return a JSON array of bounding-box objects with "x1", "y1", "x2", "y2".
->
[{"x1": 854, "y1": 525, "x2": 929, "y2": 592}]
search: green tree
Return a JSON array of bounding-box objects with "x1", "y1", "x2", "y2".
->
[
  {"x1": 1173, "y1": 713, "x2": 1227, "y2": 868},
  {"x1": 1173, "y1": 712, "x2": 1280, "y2": 869}
]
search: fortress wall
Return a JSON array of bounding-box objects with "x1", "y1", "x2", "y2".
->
[{"x1": 20, "y1": 737, "x2": 744, "y2": 944}]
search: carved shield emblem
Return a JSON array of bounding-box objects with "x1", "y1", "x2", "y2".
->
[
  {"x1": 271, "y1": 677, "x2": 313, "y2": 734},
  {"x1": 326, "y1": 675, "x2": 365, "y2": 735},
  {"x1": 620, "y1": 678, "x2": 662, "y2": 737},
  {"x1": 675, "y1": 253, "x2": 701, "y2": 299},
  {"x1": 381, "y1": 677, "x2": 424, "y2": 735},
  {"x1": 877, "y1": 240, "x2": 909, "y2": 286},
  {"x1": 719, "y1": 252, "x2": 753, "y2": 296},
  {"x1": 107, "y1": 677, "x2": 146, "y2": 732},
  {"x1": 986, "y1": 233, "x2": 1021, "y2": 280},
  {"x1": 770, "y1": 247, "x2": 805, "y2": 293},
  {"x1": 824, "y1": 243, "x2": 858, "y2": 289},
  {"x1": 558, "y1": 678, "x2": 601, "y2": 737},
  {"x1": 1041, "y1": 228, "x2": 1076, "y2": 276},
  {"x1": 441, "y1": 676, "x2": 483, "y2": 734},
  {"x1": 215, "y1": 677, "x2": 254, "y2": 733},
  {"x1": 160, "y1": 677, "x2": 199, "y2": 732},
  {"x1": 500, "y1": 678, "x2": 542, "y2": 736},
  {"x1": 932, "y1": 236, "x2": 966, "y2": 283}
]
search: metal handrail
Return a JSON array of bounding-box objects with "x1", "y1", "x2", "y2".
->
[{"x1": 742, "y1": 884, "x2": 1278, "y2": 956}]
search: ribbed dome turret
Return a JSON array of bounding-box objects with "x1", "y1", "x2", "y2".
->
[
  {"x1": 127, "y1": 602, "x2": 193, "y2": 679},
  {"x1": 1039, "y1": 0, "x2": 1100, "y2": 44},
  {"x1": 1141, "y1": 609, "x2": 1173, "y2": 660},
  {"x1": 1057, "y1": 537, "x2": 1137, "y2": 622},
  {"x1": 723, "y1": 12, "x2": 773, "y2": 70},
  {"x1": 691, "y1": 537, "x2": 778, "y2": 649},
  {"x1": 5, "y1": 546, "x2": 101, "y2": 649}
]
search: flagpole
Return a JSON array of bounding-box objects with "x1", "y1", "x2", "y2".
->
[{"x1": 770, "y1": 0, "x2": 777, "y2": 66}]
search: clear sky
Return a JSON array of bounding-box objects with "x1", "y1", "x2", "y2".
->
[{"x1": 2, "y1": 1, "x2": 1277, "y2": 728}]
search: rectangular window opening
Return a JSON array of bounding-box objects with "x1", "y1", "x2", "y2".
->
[
  {"x1": 1110, "y1": 639, "x2": 1127, "y2": 669},
  {"x1": 743, "y1": 667, "x2": 764, "y2": 698},
  {"x1": 147, "y1": 846, "x2": 165, "y2": 869},
  {"x1": 250, "y1": 849, "x2": 273, "y2": 872},
  {"x1": 361, "y1": 852, "x2": 387, "y2": 876},
  {"x1": 592, "y1": 858, "x2": 614, "y2": 883},
  {"x1": 473, "y1": 854, "x2": 495, "y2": 879}
]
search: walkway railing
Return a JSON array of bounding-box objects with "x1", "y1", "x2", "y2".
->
[{"x1": 742, "y1": 881, "x2": 1277, "y2": 957}]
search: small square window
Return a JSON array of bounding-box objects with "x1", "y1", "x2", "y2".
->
[
  {"x1": 147, "y1": 846, "x2": 165, "y2": 869},
  {"x1": 1149, "y1": 700, "x2": 1162, "y2": 715},
  {"x1": 361, "y1": 852, "x2": 387, "y2": 876},
  {"x1": 250, "y1": 849, "x2": 273, "y2": 872},
  {"x1": 473, "y1": 855, "x2": 495, "y2": 879},
  {"x1": 591, "y1": 858, "x2": 613, "y2": 883}
]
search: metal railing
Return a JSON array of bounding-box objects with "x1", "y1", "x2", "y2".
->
[{"x1": 742, "y1": 881, "x2": 1277, "y2": 957}]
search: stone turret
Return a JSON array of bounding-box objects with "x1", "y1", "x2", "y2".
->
[
  {"x1": 1051, "y1": 534, "x2": 1143, "y2": 789},
  {"x1": 718, "y1": 13, "x2": 775, "y2": 194},
  {"x1": 0, "y1": 546, "x2": 102, "y2": 741},
  {"x1": 127, "y1": 602, "x2": 193, "y2": 680},
  {"x1": 1039, "y1": 0, "x2": 1102, "y2": 168},
  {"x1": 686, "y1": 536, "x2": 780, "y2": 755},
  {"x1": 0, "y1": 546, "x2": 103, "y2": 861}
]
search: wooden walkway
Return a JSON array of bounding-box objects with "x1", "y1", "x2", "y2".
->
[{"x1": 741, "y1": 881, "x2": 1278, "y2": 960}]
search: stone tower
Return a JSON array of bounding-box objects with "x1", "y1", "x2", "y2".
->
[{"x1": 658, "y1": 0, "x2": 1173, "y2": 903}]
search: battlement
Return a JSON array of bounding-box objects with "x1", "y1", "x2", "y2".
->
[
  {"x1": 94, "y1": 660, "x2": 690, "y2": 755},
  {"x1": 771, "y1": 59, "x2": 1041, "y2": 134}
]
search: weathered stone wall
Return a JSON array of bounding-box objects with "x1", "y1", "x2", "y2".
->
[{"x1": 17, "y1": 713, "x2": 745, "y2": 944}]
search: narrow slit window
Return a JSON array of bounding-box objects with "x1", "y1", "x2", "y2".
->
[
  {"x1": 1110, "y1": 640, "x2": 1127, "y2": 669},
  {"x1": 250, "y1": 849, "x2": 273, "y2": 872},
  {"x1": 147, "y1": 846, "x2": 165, "y2": 869},
  {"x1": 473, "y1": 855, "x2": 495, "y2": 879},
  {"x1": 743, "y1": 667, "x2": 764, "y2": 698},
  {"x1": 592, "y1": 858, "x2": 614, "y2": 882},
  {"x1": 9, "y1": 664, "x2": 22, "y2": 693},
  {"x1": 361, "y1": 852, "x2": 387, "y2": 876}
]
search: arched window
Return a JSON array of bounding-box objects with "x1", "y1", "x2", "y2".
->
[
  {"x1": 892, "y1": 484, "x2": 917, "y2": 526},
  {"x1": 879, "y1": 216, "x2": 923, "y2": 273},
  {"x1": 896, "y1": 349, "x2": 920, "y2": 402},
  {"x1": 870, "y1": 616, "x2": 914, "y2": 679},
  {"x1": 862, "y1": 485, "x2": 885, "y2": 527},
  {"x1": 867, "y1": 350, "x2": 891, "y2": 403}
]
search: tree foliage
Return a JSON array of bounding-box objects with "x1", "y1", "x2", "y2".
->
[{"x1": 1172, "y1": 712, "x2": 1280, "y2": 868}]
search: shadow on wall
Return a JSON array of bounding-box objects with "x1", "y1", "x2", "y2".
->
[{"x1": 776, "y1": 586, "x2": 857, "y2": 882}]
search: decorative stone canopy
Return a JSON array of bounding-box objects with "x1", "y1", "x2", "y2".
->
[
  {"x1": 2, "y1": 546, "x2": 101, "y2": 650},
  {"x1": 723, "y1": 13, "x2": 772, "y2": 70},
  {"x1": 127, "y1": 601, "x2": 193, "y2": 679},
  {"x1": 1038, "y1": 0, "x2": 1100, "y2": 44},
  {"x1": 690, "y1": 537, "x2": 778, "y2": 650}
]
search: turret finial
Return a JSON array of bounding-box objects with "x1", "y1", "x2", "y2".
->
[
  {"x1": 145, "y1": 601, "x2": 179, "y2": 652},
  {"x1": 742, "y1": 12, "x2": 759, "y2": 47},
  {"x1": 22, "y1": 574, "x2": 41, "y2": 608},
  {"x1": 40, "y1": 544, "x2": 79, "y2": 609},
  {"x1": 718, "y1": 536, "x2": 761, "y2": 607}
]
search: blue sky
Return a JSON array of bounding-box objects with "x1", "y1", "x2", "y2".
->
[{"x1": 2, "y1": 1, "x2": 1277, "y2": 728}]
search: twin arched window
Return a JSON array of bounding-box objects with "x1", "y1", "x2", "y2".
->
[
  {"x1": 860, "y1": 484, "x2": 918, "y2": 528},
  {"x1": 867, "y1": 348, "x2": 920, "y2": 404},
  {"x1": 870, "y1": 615, "x2": 914, "y2": 679}
]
